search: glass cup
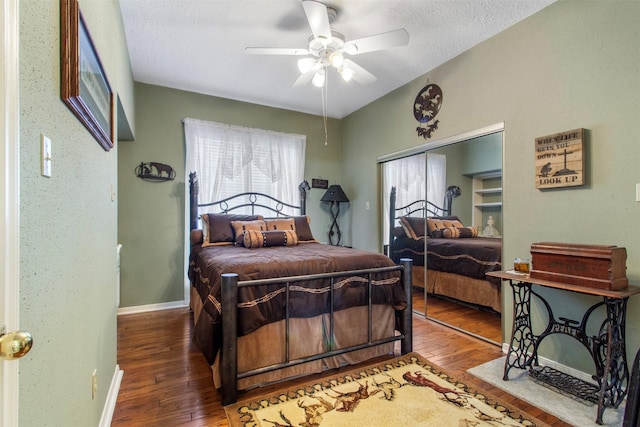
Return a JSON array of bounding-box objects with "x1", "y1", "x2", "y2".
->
[{"x1": 514, "y1": 258, "x2": 530, "y2": 274}]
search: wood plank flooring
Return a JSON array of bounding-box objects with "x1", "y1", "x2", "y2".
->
[
  {"x1": 113, "y1": 308, "x2": 569, "y2": 426},
  {"x1": 418, "y1": 291, "x2": 502, "y2": 344}
]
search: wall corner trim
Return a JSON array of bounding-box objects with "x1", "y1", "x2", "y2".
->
[{"x1": 99, "y1": 364, "x2": 124, "y2": 427}]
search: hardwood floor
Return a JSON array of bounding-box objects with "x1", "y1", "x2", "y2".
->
[
  {"x1": 414, "y1": 289, "x2": 503, "y2": 344},
  {"x1": 113, "y1": 308, "x2": 569, "y2": 426}
]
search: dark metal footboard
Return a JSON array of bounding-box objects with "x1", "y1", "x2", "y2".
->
[{"x1": 220, "y1": 258, "x2": 413, "y2": 405}]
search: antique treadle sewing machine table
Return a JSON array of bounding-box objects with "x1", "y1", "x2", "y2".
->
[{"x1": 487, "y1": 270, "x2": 640, "y2": 425}]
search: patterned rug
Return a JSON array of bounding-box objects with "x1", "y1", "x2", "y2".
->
[{"x1": 224, "y1": 353, "x2": 550, "y2": 427}]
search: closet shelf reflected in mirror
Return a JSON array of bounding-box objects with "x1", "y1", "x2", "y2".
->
[{"x1": 472, "y1": 171, "x2": 502, "y2": 230}]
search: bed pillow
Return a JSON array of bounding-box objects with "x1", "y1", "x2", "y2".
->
[
  {"x1": 264, "y1": 218, "x2": 295, "y2": 231},
  {"x1": 431, "y1": 225, "x2": 478, "y2": 239},
  {"x1": 242, "y1": 230, "x2": 299, "y2": 248},
  {"x1": 392, "y1": 226, "x2": 406, "y2": 238},
  {"x1": 230, "y1": 219, "x2": 267, "y2": 245},
  {"x1": 399, "y1": 216, "x2": 426, "y2": 240},
  {"x1": 426, "y1": 217, "x2": 464, "y2": 237},
  {"x1": 293, "y1": 216, "x2": 315, "y2": 242},
  {"x1": 200, "y1": 214, "x2": 264, "y2": 247},
  {"x1": 458, "y1": 226, "x2": 478, "y2": 238},
  {"x1": 190, "y1": 229, "x2": 203, "y2": 245},
  {"x1": 264, "y1": 216, "x2": 316, "y2": 242}
]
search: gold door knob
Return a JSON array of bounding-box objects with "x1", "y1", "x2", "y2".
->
[{"x1": 0, "y1": 330, "x2": 33, "y2": 360}]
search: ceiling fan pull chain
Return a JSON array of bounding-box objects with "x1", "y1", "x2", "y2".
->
[{"x1": 322, "y1": 71, "x2": 328, "y2": 146}]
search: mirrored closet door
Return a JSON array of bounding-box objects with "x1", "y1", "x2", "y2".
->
[{"x1": 380, "y1": 125, "x2": 503, "y2": 344}]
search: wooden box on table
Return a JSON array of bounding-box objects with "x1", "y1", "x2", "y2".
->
[{"x1": 529, "y1": 242, "x2": 628, "y2": 290}]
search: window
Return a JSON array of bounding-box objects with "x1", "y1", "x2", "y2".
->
[
  {"x1": 184, "y1": 118, "x2": 306, "y2": 219},
  {"x1": 381, "y1": 152, "x2": 446, "y2": 245}
]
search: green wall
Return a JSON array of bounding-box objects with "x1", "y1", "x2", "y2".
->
[
  {"x1": 19, "y1": 0, "x2": 133, "y2": 425},
  {"x1": 118, "y1": 83, "x2": 343, "y2": 308},
  {"x1": 461, "y1": 133, "x2": 502, "y2": 176},
  {"x1": 117, "y1": 0, "x2": 639, "y2": 377},
  {"x1": 342, "y1": 0, "x2": 640, "y2": 371}
]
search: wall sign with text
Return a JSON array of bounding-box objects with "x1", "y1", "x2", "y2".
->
[{"x1": 535, "y1": 128, "x2": 585, "y2": 189}]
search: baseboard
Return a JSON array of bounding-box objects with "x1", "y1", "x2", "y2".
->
[
  {"x1": 117, "y1": 300, "x2": 188, "y2": 315},
  {"x1": 500, "y1": 342, "x2": 592, "y2": 383},
  {"x1": 99, "y1": 365, "x2": 124, "y2": 427}
]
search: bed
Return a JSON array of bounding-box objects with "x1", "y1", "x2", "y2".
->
[
  {"x1": 188, "y1": 173, "x2": 413, "y2": 404},
  {"x1": 388, "y1": 186, "x2": 501, "y2": 313}
]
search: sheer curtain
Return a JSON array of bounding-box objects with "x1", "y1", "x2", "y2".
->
[
  {"x1": 381, "y1": 152, "x2": 446, "y2": 245},
  {"x1": 184, "y1": 118, "x2": 306, "y2": 220},
  {"x1": 426, "y1": 152, "x2": 447, "y2": 214}
]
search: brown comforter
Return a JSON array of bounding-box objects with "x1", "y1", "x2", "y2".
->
[
  {"x1": 392, "y1": 236, "x2": 501, "y2": 282},
  {"x1": 189, "y1": 242, "x2": 406, "y2": 362},
  {"x1": 425, "y1": 237, "x2": 502, "y2": 281}
]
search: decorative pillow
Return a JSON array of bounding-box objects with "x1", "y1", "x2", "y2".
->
[
  {"x1": 431, "y1": 225, "x2": 478, "y2": 239},
  {"x1": 200, "y1": 213, "x2": 263, "y2": 247},
  {"x1": 457, "y1": 226, "x2": 478, "y2": 238},
  {"x1": 399, "y1": 216, "x2": 426, "y2": 240},
  {"x1": 392, "y1": 226, "x2": 406, "y2": 238},
  {"x1": 292, "y1": 216, "x2": 315, "y2": 241},
  {"x1": 264, "y1": 218, "x2": 295, "y2": 231},
  {"x1": 242, "y1": 230, "x2": 298, "y2": 248},
  {"x1": 190, "y1": 229, "x2": 203, "y2": 245},
  {"x1": 426, "y1": 217, "x2": 464, "y2": 237},
  {"x1": 230, "y1": 220, "x2": 267, "y2": 245},
  {"x1": 442, "y1": 227, "x2": 460, "y2": 238},
  {"x1": 264, "y1": 216, "x2": 316, "y2": 241}
]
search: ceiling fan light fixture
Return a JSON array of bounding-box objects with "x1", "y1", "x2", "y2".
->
[
  {"x1": 339, "y1": 66, "x2": 353, "y2": 82},
  {"x1": 329, "y1": 51, "x2": 343, "y2": 68},
  {"x1": 297, "y1": 57, "x2": 316, "y2": 74},
  {"x1": 245, "y1": 1, "x2": 410, "y2": 90},
  {"x1": 312, "y1": 68, "x2": 325, "y2": 87}
]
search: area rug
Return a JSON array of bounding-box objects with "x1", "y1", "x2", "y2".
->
[
  {"x1": 467, "y1": 357, "x2": 625, "y2": 427},
  {"x1": 224, "y1": 353, "x2": 550, "y2": 427}
]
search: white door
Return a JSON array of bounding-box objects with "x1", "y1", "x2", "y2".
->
[{"x1": 2, "y1": 1, "x2": 22, "y2": 425}]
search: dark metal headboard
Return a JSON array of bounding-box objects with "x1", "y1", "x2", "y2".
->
[
  {"x1": 388, "y1": 185, "x2": 460, "y2": 255},
  {"x1": 189, "y1": 171, "x2": 308, "y2": 230}
]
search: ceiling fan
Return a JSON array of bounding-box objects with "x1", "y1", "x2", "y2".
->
[{"x1": 245, "y1": 0, "x2": 410, "y2": 88}]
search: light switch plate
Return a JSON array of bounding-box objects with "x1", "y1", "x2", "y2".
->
[{"x1": 41, "y1": 134, "x2": 52, "y2": 177}]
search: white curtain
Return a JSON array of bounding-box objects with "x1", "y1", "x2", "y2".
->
[
  {"x1": 426, "y1": 152, "x2": 447, "y2": 214},
  {"x1": 381, "y1": 152, "x2": 446, "y2": 245},
  {"x1": 184, "y1": 118, "x2": 306, "y2": 219}
]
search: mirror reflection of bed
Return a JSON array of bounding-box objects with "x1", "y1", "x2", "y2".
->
[{"x1": 381, "y1": 126, "x2": 503, "y2": 345}]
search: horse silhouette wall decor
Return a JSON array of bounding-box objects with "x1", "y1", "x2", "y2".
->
[{"x1": 135, "y1": 162, "x2": 176, "y2": 182}]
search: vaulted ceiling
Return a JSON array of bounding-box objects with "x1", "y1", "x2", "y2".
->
[{"x1": 119, "y1": 0, "x2": 555, "y2": 118}]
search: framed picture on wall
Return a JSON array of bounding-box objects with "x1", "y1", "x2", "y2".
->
[
  {"x1": 535, "y1": 128, "x2": 585, "y2": 189},
  {"x1": 60, "y1": 0, "x2": 114, "y2": 151}
]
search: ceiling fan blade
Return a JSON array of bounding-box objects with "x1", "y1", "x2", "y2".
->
[
  {"x1": 302, "y1": 0, "x2": 332, "y2": 44},
  {"x1": 245, "y1": 47, "x2": 310, "y2": 56},
  {"x1": 292, "y1": 61, "x2": 322, "y2": 87},
  {"x1": 343, "y1": 59, "x2": 377, "y2": 85},
  {"x1": 343, "y1": 29, "x2": 409, "y2": 55}
]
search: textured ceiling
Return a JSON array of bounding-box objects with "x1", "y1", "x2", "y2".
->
[{"x1": 119, "y1": 0, "x2": 555, "y2": 118}]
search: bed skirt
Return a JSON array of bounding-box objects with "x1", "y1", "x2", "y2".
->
[
  {"x1": 410, "y1": 266, "x2": 501, "y2": 313},
  {"x1": 191, "y1": 287, "x2": 396, "y2": 390}
]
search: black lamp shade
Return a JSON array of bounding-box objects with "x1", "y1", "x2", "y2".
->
[{"x1": 321, "y1": 185, "x2": 349, "y2": 203}]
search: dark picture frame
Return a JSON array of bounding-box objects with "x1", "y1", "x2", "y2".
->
[{"x1": 61, "y1": 0, "x2": 114, "y2": 151}]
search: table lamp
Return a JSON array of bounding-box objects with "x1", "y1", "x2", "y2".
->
[{"x1": 321, "y1": 185, "x2": 349, "y2": 245}]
